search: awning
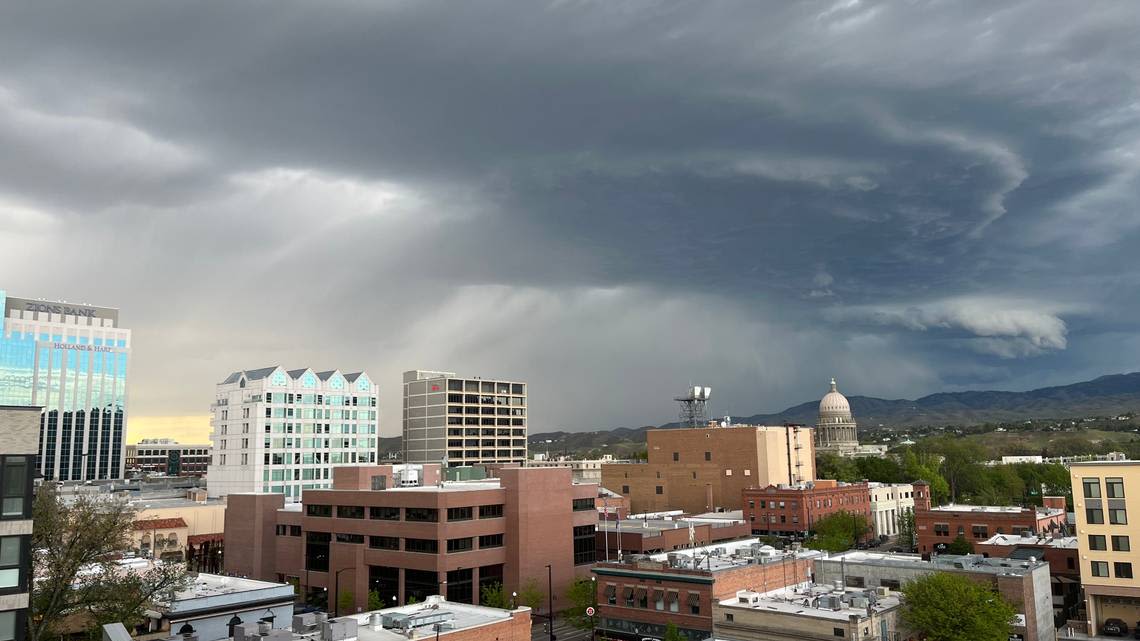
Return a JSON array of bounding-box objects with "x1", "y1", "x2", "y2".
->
[
  {"x1": 622, "y1": 587, "x2": 634, "y2": 600},
  {"x1": 605, "y1": 584, "x2": 617, "y2": 598},
  {"x1": 688, "y1": 592, "x2": 700, "y2": 606},
  {"x1": 634, "y1": 587, "x2": 647, "y2": 600},
  {"x1": 667, "y1": 591, "x2": 679, "y2": 604},
  {"x1": 652, "y1": 589, "x2": 664, "y2": 604}
]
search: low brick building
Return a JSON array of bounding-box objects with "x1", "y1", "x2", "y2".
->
[
  {"x1": 713, "y1": 585, "x2": 905, "y2": 641},
  {"x1": 595, "y1": 512, "x2": 750, "y2": 558},
  {"x1": 912, "y1": 480, "x2": 1067, "y2": 554},
  {"x1": 592, "y1": 539, "x2": 821, "y2": 641},
  {"x1": 815, "y1": 551, "x2": 1056, "y2": 641},
  {"x1": 742, "y1": 480, "x2": 871, "y2": 538},
  {"x1": 975, "y1": 533, "x2": 1081, "y2": 627},
  {"x1": 224, "y1": 464, "x2": 597, "y2": 614}
]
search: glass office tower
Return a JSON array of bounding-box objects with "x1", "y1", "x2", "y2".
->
[{"x1": 0, "y1": 289, "x2": 130, "y2": 480}]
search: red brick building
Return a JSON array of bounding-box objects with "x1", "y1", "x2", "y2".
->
[
  {"x1": 975, "y1": 533, "x2": 1081, "y2": 626},
  {"x1": 595, "y1": 515, "x2": 751, "y2": 558},
  {"x1": 592, "y1": 540, "x2": 821, "y2": 641},
  {"x1": 742, "y1": 480, "x2": 871, "y2": 538},
  {"x1": 912, "y1": 480, "x2": 1068, "y2": 554},
  {"x1": 224, "y1": 465, "x2": 598, "y2": 613}
]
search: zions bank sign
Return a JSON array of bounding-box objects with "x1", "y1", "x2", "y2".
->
[{"x1": 3, "y1": 296, "x2": 119, "y2": 323}]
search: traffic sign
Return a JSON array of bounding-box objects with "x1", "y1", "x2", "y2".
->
[{"x1": 586, "y1": 606, "x2": 596, "y2": 617}]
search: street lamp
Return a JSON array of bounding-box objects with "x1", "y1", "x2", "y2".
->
[
  {"x1": 334, "y1": 567, "x2": 354, "y2": 617},
  {"x1": 510, "y1": 591, "x2": 517, "y2": 609},
  {"x1": 545, "y1": 564, "x2": 554, "y2": 641},
  {"x1": 590, "y1": 577, "x2": 597, "y2": 641}
]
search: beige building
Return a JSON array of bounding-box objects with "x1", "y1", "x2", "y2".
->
[
  {"x1": 0, "y1": 406, "x2": 37, "y2": 640},
  {"x1": 131, "y1": 490, "x2": 226, "y2": 569},
  {"x1": 1070, "y1": 461, "x2": 1140, "y2": 636},
  {"x1": 601, "y1": 423, "x2": 814, "y2": 514},
  {"x1": 867, "y1": 482, "x2": 914, "y2": 539},
  {"x1": 526, "y1": 455, "x2": 627, "y2": 484},
  {"x1": 713, "y1": 585, "x2": 905, "y2": 641}
]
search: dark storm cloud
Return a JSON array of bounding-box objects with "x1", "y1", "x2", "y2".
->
[{"x1": 2, "y1": 0, "x2": 1139, "y2": 430}]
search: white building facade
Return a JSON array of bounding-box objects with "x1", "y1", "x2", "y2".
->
[
  {"x1": 867, "y1": 482, "x2": 915, "y2": 538},
  {"x1": 207, "y1": 366, "x2": 378, "y2": 500},
  {"x1": 814, "y1": 378, "x2": 859, "y2": 456},
  {"x1": 402, "y1": 370, "x2": 527, "y2": 466},
  {"x1": 0, "y1": 289, "x2": 130, "y2": 480}
]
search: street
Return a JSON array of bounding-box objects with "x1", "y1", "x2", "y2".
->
[{"x1": 531, "y1": 617, "x2": 595, "y2": 641}]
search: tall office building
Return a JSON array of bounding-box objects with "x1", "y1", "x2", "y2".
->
[
  {"x1": 207, "y1": 366, "x2": 379, "y2": 500},
  {"x1": 402, "y1": 370, "x2": 527, "y2": 466},
  {"x1": 0, "y1": 289, "x2": 130, "y2": 480},
  {"x1": 0, "y1": 406, "x2": 37, "y2": 641}
]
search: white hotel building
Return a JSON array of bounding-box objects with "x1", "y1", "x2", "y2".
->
[
  {"x1": 402, "y1": 370, "x2": 527, "y2": 467},
  {"x1": 206, "y1": 366, "x2": 378, "y2": 500}
]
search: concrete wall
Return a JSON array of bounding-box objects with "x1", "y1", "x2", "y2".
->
[{"x1": 0, "y1": 406, "x2": 41, "y2": 455}]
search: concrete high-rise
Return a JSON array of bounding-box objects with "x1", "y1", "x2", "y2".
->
[
  {"x1": 207, "y1": 366, "x2": 379, "y2": 500},
  {"x1": 402, "y1": 370, "x2": 527, "y2": 466},
  {"x1": 0, "y1": 289, "x2": 130, "y2": 480}
]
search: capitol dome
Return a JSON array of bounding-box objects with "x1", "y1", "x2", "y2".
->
[{"x1": 818, "y1": 377, "x2": 852, "y2": 418}]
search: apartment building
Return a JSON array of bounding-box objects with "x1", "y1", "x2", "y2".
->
[
  {"x1": 207, "y1": 366, "x2": 379, "y2": 500},
  {"x1": 867, "y1": 482, "x2": 914, "y2": 539},
  {"x1": 1070, "y1": 461, "x2": 1140, "y2": 637},
  {"x1": 713, "y1": 585, "x2": 905, "y2": 641},
  {"x1": 402, "y1": 371, "x2": 527, "y2": 467},
  {"x1": 912, "y1": 480, "x2": 1067, "y2": 554},
  {"x1": 223, "y1": 465, "x2": 596, "y2": 614},
  {"x1": 815, "y1": 551, "x2": 1055, "y2": 641},
  {"x1": 126, "y1": 439, "x2": 212, "y2": 477},
  {"x1": 601, "y1": 424, "x2": 815, "y2": 514},
  {"x1": 0, "y1": 289, "x2": 130, "y2": 480},
  {"x1": 0, "y1": 407, "x2": 35, "y2": 641},
  {"x1": 742, "y1": 480, "x2": 871, "y2": 538},
  {"x1": 592, "y1": 540, "x2": 821, "y2": 641}
]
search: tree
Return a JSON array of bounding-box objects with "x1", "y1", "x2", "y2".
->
[
  {"x1": 901, "y1": 572, "x2": 1017, "y2": 641},
  {"x1": 338, "y1": 589, "x2": 355, "y2": 615},
  {"x1": 816, "y1": 453, "x2": 858, "y2": 482},
  {"x1": 30, "y1": 484, "x2": 190, "y2": 641},
  {"x1": 895, "y1": 509, "x2": 916, "y2": 552},
  {"x1": 805, "y1": 511, "x2": 869, "y2": 553},
  {"x1": 663, "y1": 622, "x2": 684, "y2": 641},
  {"x1": 946, "y1": 535, "x2": 974, "y2": 555},
  {"x1": 368, "y1": 591, "x2": 383, "y2": 611},
  {"x1": 480, "y1": 582, "x2": 510, "y2": 609},
  {"x1": 517, "y1": 578, "x2": 545, "y2": 611},
  {"x1": 563, "y1": 579, "x2": 596, "y2": 631}
]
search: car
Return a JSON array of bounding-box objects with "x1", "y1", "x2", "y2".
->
[{"x1": 1102, "y1": 618, "x2": 1128, "y2": 636}]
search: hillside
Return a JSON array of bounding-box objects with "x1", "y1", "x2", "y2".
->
[{"x1": 528, "y1": 372, "x2": 1140, "y2": 453}]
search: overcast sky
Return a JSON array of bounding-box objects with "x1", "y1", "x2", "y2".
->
[{"x1": 2, "y1": 1, "x2": 1139, "y2": 440}]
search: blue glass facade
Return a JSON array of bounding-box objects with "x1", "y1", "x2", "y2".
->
[{"x1": 0, "y1": 290, "x2": 129, "y2": 480}]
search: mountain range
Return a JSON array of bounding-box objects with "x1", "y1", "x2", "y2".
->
[{"x1": 527, "y1": 371, "x2": 1140, "y2": 453}]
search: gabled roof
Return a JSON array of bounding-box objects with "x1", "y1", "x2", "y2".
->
[
  {"x1": 221, "y1": 366, "x2": 281, "y2": 385},
  {"x1": 316, "y1": 370, "x2": 341, "y2": 381},
  {"x1": 286, "y1": 368, "x2": 310, "y2": 379},
  {"x1": 345, "y1": 372, "x2": 365, "y2": 383}
]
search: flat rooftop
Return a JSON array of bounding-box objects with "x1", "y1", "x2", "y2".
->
[
  {"x1": 718, "y1": 584, "x2": 902, "y2": 622},
  {"x1": 294, "y1": 597, "x2": 523, "y2": 641},
  {"x1": 980, "y1": 533, "x2": 1078, "y2": 549},
  {"x1": 824, "y1": 551, "x2": 1046, "y2": 576},
  {"x1": 597, "y1": 515, "x2": 745, "y2": 536},
  {"x1": 133, "y1": 497, "x2": 225, "y2": 509},
  {"x1": 174, "y1": 573, "x2": 291, "y2": 601},
  {"x1": 597, "y1": 538, "x2": 821, "y2": 574},
  {"x1": 930, "y1": 503, "x2": 1063, "y2": 517}
]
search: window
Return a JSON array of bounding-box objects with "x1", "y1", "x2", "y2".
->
[
  {"x1": 621, "y1": 485, "x2": 630, "y2": 494},
  {"x1": 0, "y1": 536, "x2": 25, "y2": 591},
  {"x1": 689, "y1": 592, "x2": 700, "y2": 615},
  {"x1": 833, "y1": 629, "x2": 845, "y2": 638},
  {"x1": 305, "y1": 532, "x2": 330, "y2": 572},
  {"x1": 370, "y1": 506, "x2": 400, "y2": 520},
  {"x1": 1107, "y1": 477, "x2": 1126, "y2": 499},
  {"x1": 405, "y1": 538, "x2": 439, "y2": 554},
  {"x1": 405, "y1": 507, "x2": 439, "y2": 522},
  {"x1": 448, "y1": 507, "x2": 473, "y2": 521},
  {"x1": 0, "y1": 610, "x2": 18, "y2": 641},
  {"x1": 306, "y1": 504, "x2": 332, "y2": 518},
  {"x1": 673, "y1": 452, "x2": 679, "y2": 462},
  {"x1": 880, "y1": 579, "x2": 901, "y2": 591},
  {"x1": 1087, "y1": 508, "x2": 1105, "y2": 524},
  {"x1": 1114, "y1": 535, "x2": 1131, "y2": 552},
  {"x1": 335, "y1": 533, "x2": 364, "y2": 544},
  {"x1": 1083, "y1": 479, "x2": 1102, "y2": 498},
  {"x1": 704, "y1": 451, "x2": 711, "y2": 461},
  {"x1": 447, "y1": 537, "x2": 474, "y2": 553},
  {"x1": 479, "y1": 504, "x2": 504, "y2": 518},
  {"x1": 972, "y1": 525, "x2": 988, "y2": 539},
  {"x1": 1117, "y1": 562, "x2": 1134, "y2": 579},
  {"x1": 276, "y1": 524, "x2": 288, "y2": 536},
  {"x1": 1110, "y1": 508, "x2": 1128, "y2": 525},
  {"x1": 845, "y1": 576, "x2": 865, "y2": 588},
  {"x1": 0, "y1": 457, "x2": 30, "y2": 519},
  {"x1": 290, "y1": 525, "x2": 301, "y2": 536},
  {"x1": 337, "y1": 505, "x2": 365, "y2": 519},
  {"x1": 369, "y1": 536, "x2": 399, "y2": 550},
  {"x1": 655, "y1": 486, "x2": 663, "y2": 495},
  {"x1": 1092, "y1": 561, "x2": 1110, "y2": 577},
  {"x1": 1090, "y1": 535, "x2": 1108, "y2": 551},
  {"x1": 479, "y1": 534, "x2": 504, "y2": 548},
  {"x1": 574, "y1": 525, "x2": 596, "y2": 565},
  {"x1": 572, "y1": 498, "x2": 595, "y2": 511}
]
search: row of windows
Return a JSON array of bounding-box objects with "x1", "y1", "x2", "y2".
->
[
  {"x1": 1086, "y1": 507, "x2": 1128, "y2": 525},
  {"x1": 747, "y1": 495, "x2": 865, "y2": 510},
  {"x1": 1083, "y1": 477, "x2": 1126, "y2": 499},
  {"x1": 263, "y1": 393, "x2": 376, "y2": 406},
  {"x1": 133, "y1": 449, "x2": 209, "y2": 456},
  {"x1": 672, "y1": 451, "x2": 713, "y2": 462},
  {"x1": 444, "y1": 418, "x2": 526, "y2": 426},
  {"x1": 321, "y1": 534, "x2": 506, "y2": 554},
  {"x1": 447, "y1": 428, "x2": 527, "y2": 436},
  {"x1": 444, "y1": 394, "x2": 525, "y2": 406},
  {"x1": 1089, "y1": 535, "x2": 1130, "y2": 551},
  {"x1": 307, "y1": 504, "x2": 506, "y2": 521},
  {"x1": 1091, "y1": 561, "x2": 1133, "y2": 579},
  {"x1": 605, "y1": 585, "x2": 699, "y2": 615},
  {"x1": 442, "y1": 380, "x2": 524, "y2": 395}
]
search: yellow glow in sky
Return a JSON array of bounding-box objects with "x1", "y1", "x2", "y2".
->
[{"x1": 128, "y1": 415, "x2": 211, "y2": 444}]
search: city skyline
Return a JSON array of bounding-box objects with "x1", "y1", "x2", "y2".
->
[{"x1": 3, "y1": 2, "x2": 1140, "y2": 441}]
